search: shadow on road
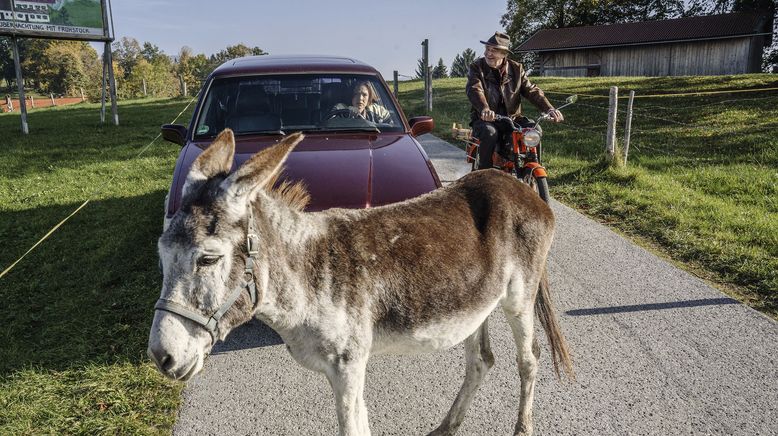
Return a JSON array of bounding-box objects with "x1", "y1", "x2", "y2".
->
[
  {"x1": 212, "y1": 318, "x2": 284, "y2": 353},
  {"x1": 566, "y1": 297, "x2": 739, "y2": 316}
]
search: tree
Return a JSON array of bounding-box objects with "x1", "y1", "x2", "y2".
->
[
  {"x1": 208, "y1": 43, "x2": 267, "y2": 71},
  {"x1": 176, "y1": 46, "x2": 210, "y2": 96},
  {"x1": 141, "y1": 42, "x2": 166, "y2": 64},
  {"x1": 451, "y1": 48, "x2": 477, "y2": 77},
  {"x1": 112, "y1": 37, "x2": 142, "y2": 79},
  {"x1": 0, "y1": 37, "x2": 16, "y2": 92},
  {"x1": 414, "y1": 58, "x2": 427, "y2": 79},
  {"x1": 38, "y1": 41, "x2": 99, "y2": 96},
  {"x1": 432, "y1": 58, "x2": 448, "y2": 79}
]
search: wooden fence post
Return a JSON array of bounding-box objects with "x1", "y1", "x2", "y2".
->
[
  {"x1": 142, "y1": 78, "x2": 147, "y2": 96},
  {"x1": 80, "y1": 88, "x2": 85, "y2": 101},
  {"x1": 623, "y1": 90, "x2": 635, "y2": 165},
  {"x1": 30, "y1": 94, "x2": 34, "y2": 108},
  {"x1": 7, "y1": 95, "x2": 13, "y2": 111},
  {"x1": 393, "y1": 70, "x2": 398, "y2": 97},
  {"x1": 427, "y1": 69, "x2": 432, "y2": 112},
  {"x1": 50, "y1": 93, "x2": 55, "y2": 106},
  {"x1": 606, "y1": 86, "x2": 618, "y2": 160}
]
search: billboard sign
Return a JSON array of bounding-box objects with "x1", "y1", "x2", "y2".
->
[{"x1": 0, "y1": 0, "x2": 109, "y2": 41}]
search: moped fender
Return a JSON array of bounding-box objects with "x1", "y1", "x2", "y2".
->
[{"x1": 524, "y1": 162, "x2": 547, "y2": 178}]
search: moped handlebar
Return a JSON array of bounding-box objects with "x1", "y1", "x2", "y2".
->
[{"x1": 492, "y1": 114, "x2": 547, "y2": 129}]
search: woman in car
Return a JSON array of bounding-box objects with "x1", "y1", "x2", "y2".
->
[{"x1": 331, "y1": 81, "x2": 392, "y2": 123}]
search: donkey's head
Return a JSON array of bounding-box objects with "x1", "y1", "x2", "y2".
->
[{"x1": 148, "y1": 129, "x2": 303, "y2": 381}]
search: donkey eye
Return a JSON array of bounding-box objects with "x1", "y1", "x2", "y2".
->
[{"x1": 197, "y1": 255, "x2": 222, "y2": 268}]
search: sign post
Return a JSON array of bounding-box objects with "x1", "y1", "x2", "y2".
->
[{"x1": 11, "y1": 34, "x2": 28, "y2": 134}]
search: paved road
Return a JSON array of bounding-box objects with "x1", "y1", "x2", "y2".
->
[{"x1": 174, "y1": 134, "x2": 778, "y2": 435}]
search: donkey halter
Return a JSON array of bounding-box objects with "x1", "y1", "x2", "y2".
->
[{"x1": 154, "y1": 208, "x2": 260, "y2": 344}]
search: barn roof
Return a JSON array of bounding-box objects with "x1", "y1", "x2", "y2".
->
[{"x1": 517, "y1": 12, "x2": 771, "y2": 52}]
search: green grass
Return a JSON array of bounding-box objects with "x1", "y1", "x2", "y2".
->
[
  {"x1": 0, "y1": 98, "x2": 193, "y2": 434},
  {"x1": 1, "y1": 74, "x2": 776, "y2": 433},
  {"x1": 398, "y1": 74, "x2": 778, "y2": 317},
  {"x1": 52, "y1": 0, "x2": 104, "y2": 28}
]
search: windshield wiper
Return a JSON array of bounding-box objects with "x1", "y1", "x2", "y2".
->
[
  {"x1": 237, "y1": 129, "x2": 286, "y2": 136},
  {"x1": 305, "y1": 126, "x2": 380, "y2": 133}
]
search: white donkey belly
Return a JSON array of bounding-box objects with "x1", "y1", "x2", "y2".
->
[{"x1": 371, "y1": 300, "x2": 499, "y2": 355}]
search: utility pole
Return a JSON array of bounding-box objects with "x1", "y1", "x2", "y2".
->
[{"x1": 421, "y1": 39, "x2": 430, "y2": 112}]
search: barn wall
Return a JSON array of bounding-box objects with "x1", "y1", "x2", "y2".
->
[{"x1": 540, "y1": 37, "x2": 760, "y2": 76}]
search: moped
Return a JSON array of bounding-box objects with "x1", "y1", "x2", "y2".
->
[{"x1": 453, "y1": 95, "x2": 577, "y2": 203}]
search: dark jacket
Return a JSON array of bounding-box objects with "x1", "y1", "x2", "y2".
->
[{"x1": 466, "y1": 57, "x2": 553, "y2": 123}]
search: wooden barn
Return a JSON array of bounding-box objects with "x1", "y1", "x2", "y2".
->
[{"x1": 517, "y1": 12, "x2": 773, "y2": 76}]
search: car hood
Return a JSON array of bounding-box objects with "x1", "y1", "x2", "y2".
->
[{"x1": 167, "y1": 133, "x2": 441, "y2": 215}]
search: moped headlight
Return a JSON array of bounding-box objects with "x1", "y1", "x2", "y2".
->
[{"x1": 523, "y1": 129, "x2": 541, "y2": 147}]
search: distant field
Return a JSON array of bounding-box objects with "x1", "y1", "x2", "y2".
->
[
  {"x1": 51, "y1": 0, "x2": 103, "y2": 28},
  {"x1": 0, "y1": 98, "x2": 192, "y2": 433},
  {"x1": 398, "y1": 74, "x2": 778, "y2": 317}
]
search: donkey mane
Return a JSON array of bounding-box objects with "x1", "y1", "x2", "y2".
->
[{"x1": 264, "y1": 170, "x2": 310, "y2": 212}]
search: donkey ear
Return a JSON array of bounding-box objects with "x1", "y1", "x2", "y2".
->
[
  {"x1": 221, "y1": 132, "x2": 304, "y2": 206},
  {"x1": 182, "y1": 129, "x2": 236, "y2": 197}
]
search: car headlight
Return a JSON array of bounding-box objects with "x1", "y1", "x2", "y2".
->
[{"x1": 523, "y1": 129, "x2": 541, "y2": 147}]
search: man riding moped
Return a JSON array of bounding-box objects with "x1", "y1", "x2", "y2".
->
[{"x1": 466, "y1": 31, "x2": 564, "y2": 171}]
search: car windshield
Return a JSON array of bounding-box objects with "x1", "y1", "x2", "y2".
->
[{"x1": 194, "y1": 74, "x2": 403, "y2": 139}]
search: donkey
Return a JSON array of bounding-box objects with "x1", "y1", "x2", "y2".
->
[{"x1": 148, "y1": 129, "x2": 573, "y2": 436}]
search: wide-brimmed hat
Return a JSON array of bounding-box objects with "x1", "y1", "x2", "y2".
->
[{"x1": 480, "y1": 31, "x2": 512, "y2": 53}]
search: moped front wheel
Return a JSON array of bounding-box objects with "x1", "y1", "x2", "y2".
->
[
  {"x1": 519, "y1": 168, "x2": 551, "y2": 203},
  {"x1": 534, "y1": 176, "x2": 550, "y2": 203}
]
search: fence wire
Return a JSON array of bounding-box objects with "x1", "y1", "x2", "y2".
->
[{"x1": 542, "y1": 89, "x2": 777, "y2": 163}]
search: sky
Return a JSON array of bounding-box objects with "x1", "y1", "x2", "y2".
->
[{"x1": 106, "y1": 0, "x2": 508, "y2": 80}]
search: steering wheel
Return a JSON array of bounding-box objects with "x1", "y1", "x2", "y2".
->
[{"x1": 325, "y1": 107, "x2": 359, "y2": 120}]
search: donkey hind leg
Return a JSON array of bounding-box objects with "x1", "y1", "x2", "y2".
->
[
  {"x1": 326, "y1": 357, "x2": 371, "y2": 436},
  {"x1": 502, "y1": 303, "x2": 540, "y2": 436},
  {"x1": 428, "y1": 320, "x2": 495, "y2": 436}
]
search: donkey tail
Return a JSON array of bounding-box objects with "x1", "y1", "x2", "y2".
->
[{"x1": 535, "y1": 266, "x2": 575, "y2": 381}]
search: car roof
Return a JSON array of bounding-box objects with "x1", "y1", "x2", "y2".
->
[{"x1": 211, "y1": 55, "x2": 379, "y2": 77}]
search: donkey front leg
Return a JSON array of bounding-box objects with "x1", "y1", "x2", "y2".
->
[
  {"x1": 428, "y1": 321, "x2": 494, "y2": 436},
  {"x1": 325, "y1": 355, "x2": 371, "y2": 436},
  {"x1": 503, "y1": 305, "x2": 540, "y2": 436}
]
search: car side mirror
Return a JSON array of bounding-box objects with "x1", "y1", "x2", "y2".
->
[
  {"x1": 409, "y1": 116, "x2": 434, "y2": 137},
  {"x1": 161, "y1": 124, "x2": 188, "y2": 146}
]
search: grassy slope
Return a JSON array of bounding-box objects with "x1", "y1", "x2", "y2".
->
[
  {"x1": 398, "y1": 74, "x2": 777, "y2": 317},
  {"x1": 0, "y1": 98, "x2": 192, "y2": 434},
  {"x1": 0, "y1": 75, "x2": 775, "y2": 433}
]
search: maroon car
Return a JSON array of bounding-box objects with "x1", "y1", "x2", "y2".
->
[{"x1": 161, "y1": 55, "x2": 438, "y2": 221}]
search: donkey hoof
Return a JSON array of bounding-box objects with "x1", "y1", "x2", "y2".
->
[
  {"x1": 513, "y1": 425, "x2": 533, "y2": 436},
  {"x1": 427, "y1": 426, "x2": 456, "y2": 436}
]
